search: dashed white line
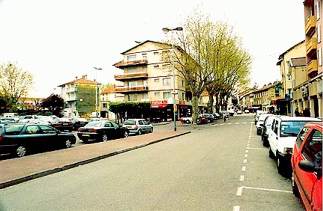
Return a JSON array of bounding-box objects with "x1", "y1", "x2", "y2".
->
[
  {"x1": 245, "y1": 150, "x2": 248, "y2": 153},
  {"x1": 243, "y1": 186, "x2": 292, "y2": 194},
  {"x1": 236, "y1": 186, "x2": 243, "y2": 196},
  {"x1": 239, "y1": 175, "x2": 245, "y2": 181},
  {"x1": 243, "y1": 159, "x2": 248, "y2": 163},
  {"x1": 241, "y1": 166, "x2": 247, "y2": 171},
  {"x1": 244, "y1": 154, "x2": 248, "y2": 158},
  {"x1": 247, "y1": 147, "x2": 267, "y2": 150}
]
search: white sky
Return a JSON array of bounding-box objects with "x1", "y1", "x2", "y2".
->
[{"x1": 0, "y1": 0, "x2": 305, "y2": 97}]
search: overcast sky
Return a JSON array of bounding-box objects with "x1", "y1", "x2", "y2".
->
[{"x1": 0, "y1": 0, "x2": 305, "y2": 98}]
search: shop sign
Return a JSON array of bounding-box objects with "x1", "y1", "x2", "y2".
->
[{"x1": 151, "y1": 100, "x2": 168, "y2": 108}]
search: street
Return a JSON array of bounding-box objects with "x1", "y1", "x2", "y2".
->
[{"x1": 0, "y1": 115, "x2": 304, "y2": 211}]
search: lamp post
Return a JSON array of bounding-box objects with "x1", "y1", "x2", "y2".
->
[
  {"x1": 162, "y1": 27, "x2": 183, "y2": 131},
  {"x1": 93, "y1": 67, "x2": 102, "y2": 118}
]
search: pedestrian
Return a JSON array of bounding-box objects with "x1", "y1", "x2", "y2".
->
[
  {"x1": 303, "y1": 108, "x2": 310, "y2": 117},
  {"x1": 295, "y1": 108, "x2": 300, "y2": 117}
]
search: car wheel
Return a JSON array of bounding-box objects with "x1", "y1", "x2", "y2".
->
[
  {"x1": 276, "y1": 153, "x2": 284, "y2": 175},
  {"x1": 16, "y1": 145, "x2": 27, "y2": 157},
  {"x1": 102, "y1": 134, "x2": 108, "y2": 142},
  {"x1": 150, "y1": 128, "x2": 153, "y2": 133},
  {"x1": 138, "y1": 129, "x2": 142, "y2": 135},
  {"x1": 124, "y1": 131, "x2": 129, "y2": 138},
  {"x1": 64, "y1": 139, "x2": 72, "y2": 148},
  {"x1": 269, "y1": 148, "x2": 275, "y2": 159}
]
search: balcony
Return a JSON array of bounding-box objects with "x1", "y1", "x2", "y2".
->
[
  {"x1": 115, "y1": 86, "x2": 148, "y2": 93},
  {"x1": 307, "y1": 59, "x2": 318, "y2": 76},
  {"x1": 305, "y1": 16, "x2": 316, "y2": 36},
  {"x1": 306, "y1": 37, "x2": 317, "y2": 55},
  {"x1": 113, "y1": 60, "x2": 148, "y2": 69},
  {"x1": 114, "y1": 72, "x2": 148, "y2": 81}
]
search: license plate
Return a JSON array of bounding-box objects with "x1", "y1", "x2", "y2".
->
[
  {"x1": 63, "y1": 123, "x2": 68, "y2": 126},
  {"x1": 82, "y1": 134, "x2": 90, "y2": 137}
]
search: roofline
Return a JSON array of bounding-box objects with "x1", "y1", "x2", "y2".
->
[
  {"x1": 120, "y1": 40, "x2": 172, "y2": 55},
  {"x1": 277, "y1": 40, "x2": 305, "y2": 61}
]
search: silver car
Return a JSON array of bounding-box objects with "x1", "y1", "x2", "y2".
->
[{"x1": 123, "y1": 119, "x2": 153, "y2": 135}]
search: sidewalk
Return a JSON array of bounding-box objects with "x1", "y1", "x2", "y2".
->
[{"x1": 0, "y1": 130, "x2": 190, "y2": 189}]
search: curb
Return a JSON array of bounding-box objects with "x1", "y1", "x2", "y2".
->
[{"x1": 0, "y1": 131, "x2": 191, "y2": 189}]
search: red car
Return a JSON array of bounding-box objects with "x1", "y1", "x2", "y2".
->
[{"x1": 291, "y1": 122, "x2": 322, "y2": 211}]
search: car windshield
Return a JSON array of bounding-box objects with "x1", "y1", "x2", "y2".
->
[
  {"x1": 280, "y1": 121, "x2": 314, "y2": 137},
  {"x1": 4, "y1": 124, "x2": 24, "y2": 135},
  {"x1": 85, "y1": 121, "x2": 103, "y2": 127},
  {"x1": 124, "y1": 120, "x2": 136, "y2": 125}
]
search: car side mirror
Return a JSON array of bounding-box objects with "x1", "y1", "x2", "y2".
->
[{"x1": 298, "y1": 160, "x2": 321, "y2": 176}]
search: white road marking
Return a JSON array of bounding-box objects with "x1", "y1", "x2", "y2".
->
[
  {"x1": 243, "y1": 159, "x2": 247, "y2": 163},
  {"x1": 242, "y1": 166, "x2": 246, "y2": 171},
  {"x1": 228, "y1": 123, "x2": 232, "y2": 125},
  {"x1": 244, "y1": 154, "x2": 248, "y2": 158},
  {"x1": 245, "y1": 150, "x2": 248, "y2": 153},
  {"x1": 236, "y1": 187, "x2": 243, "y2": 196},
  {"x1": 239, "y1": 175, "x2": 245, "y2": 181},
  {"x1": 235, "y1": 122, "x2": 239, "y2": 125},
  {"x1": 243, "y1": 186, "x2": 292, "y2": 194},
  {"x1": 233, "y1": 205, "x2": 240, "y2": 211}
]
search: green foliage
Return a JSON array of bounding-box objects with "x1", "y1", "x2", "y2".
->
[
  {"x1": 76, "y1": 84, "x2": 97, "y2": 116},
  {"x1": 41, "y1": 94, "x2": 64, "y2": 117},
  {"x1": 0, "y1": 63, "x2": 33, "y2": 111}
]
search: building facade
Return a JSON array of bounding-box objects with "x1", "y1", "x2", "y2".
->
[
  {"x1": 113, "y1": 40, "x2": 190, "y2": 120},
  {"x1": 100, "y1": 85, "x2": 124, "y2": 119},
  {"x1": 58, "y1": 75, "x2": 99, "y2": 118}
]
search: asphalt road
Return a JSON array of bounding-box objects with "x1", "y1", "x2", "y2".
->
[{"x1": 0, "y1": 115, "x2": 304, "y2": 211}]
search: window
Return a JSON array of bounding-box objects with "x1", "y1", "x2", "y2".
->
[
  {"x1": 138, "y1": 120, "x2": 144, "y2": 125},
  {"x1": 181, "y1": 80, "x2": 184, "y2": 87},
  {"x1": 111, "y1": 122, "x2": 119, "y2": 128},
  {"x1": 302, "y1": 130, "x2": 322, "y2": 163},
  {"x1": 296, "y1": 127, "x2": 310, "y2": 148},
  {"x1": 163, "y1": 92, "x2": 171, "y2": 99},
  {"x1": 154, "y1": 65, "x2": 160, "y2": 69},
  {"x1": 182, "y1": 93, "x2": 185, "y2": 100},
  {"x1": 154, "y1": 78, "x2": 159, "y2": 83},
  {"x1": 154, "y1": 92, "x2": 160, "y2": 98},
  {"x1": 4, "y1": 124, "x2": 24, "y2": 135},
  {"x1": 25, "y1": 125, "x2": 41, "y2": 134},
  {"x1": 280, "y1": 121, "x2": 314, "y2": 137},
  {"x1": 142, "y1": 52, "x2": 147, "y2": 60},
  {"x1": 39, "y1": 125, "x2": 57, "y2": 134},
  {"x1": 102, "y1": 103, "x2": 107, "y2": 108},
  {"x1": 163, "y1": 78, "x2": 171, "y2": 86},
  {"x1": 153, "y1": 51, "x2": 159, "y2": 55},
  {"x1": 127, "y1": 54, "x2": 136, "y2": 61},
  {"x1": 104, "y1": 122, "x2": 113, "y2": 127}
]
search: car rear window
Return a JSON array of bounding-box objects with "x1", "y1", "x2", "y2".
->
[
  {"x1": 4, "y1": 124, "x2": 24, "y2": 135},
  {"x1": 85, "y1": 121, "x2": 103, "y2": 127},
  {"x1": 280, "y1": 121, "x2": 319, "y2": 137},
  {"x1": 124, "y1": 120, "x2": 136, "y2": 125}
]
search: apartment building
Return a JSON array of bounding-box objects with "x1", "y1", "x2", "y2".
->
[
  {"x1": 295, "y1": 0, "x2": 323, "y2": 117},
  {"x1": 100, "y1": 85, "x2": 124, "y2": 119},
  {"x1": 113, "y1": 40, "x2": 189, "y2": 120},
  {"x1": 276, "y1": 41, "x2": 306, "y2": 115},
  {"x1": 253, "y1": 81, "x2": 283, "y2": 113},
  {"x1": 58, "y1": 75, "x2": 99, "y2": 117}
]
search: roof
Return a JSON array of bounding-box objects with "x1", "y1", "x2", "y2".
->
[
  {"x1": 58, "y1": 77, "x2": 99, "y2": 87},
  {"x1": 275, "y1": 115, "x2": 321, "y2": 122},
  {"x1": 290, "y1": 57, "x2": 306, "y2": 67},
  {"x1": 101, "y1": 86, "x2": 115, "y2": 95},
  {"x1": 276, "y1": 40, "x2": 305, "y2": 65},
  {"x1": 121, "y1": 40, "x2": 172, "y2": 55}
]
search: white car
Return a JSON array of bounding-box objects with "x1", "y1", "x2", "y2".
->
[
  {"x1": 254, "y1": 110, "x2": 267, "y2": 125},
  {"x1": 267, "y1": 116, "x2": 321, "y2": 175},
  {"x1": 123, "y1": 119, "x2": 153, "y2": 135},
  {"x1": 256, "y1": 114, "x2": 272, "y2": 135}
]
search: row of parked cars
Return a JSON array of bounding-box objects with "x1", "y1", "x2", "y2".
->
[
  {"x1": 179, "y1": 112, "x2": 225, "y2": 124},
  {"x1": 254, "y1": 111, "x2": 322, "y2": 211},
  {"x1": 0, "y1": 118, "x2": 153, "y2": 158}
]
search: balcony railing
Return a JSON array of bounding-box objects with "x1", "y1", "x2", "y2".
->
[
  {"x1": 114, "y1": 72, "x2": 148, "y2": 81},
  {"x1": 307, "y1": 59, "x2": 318, "y2": 76},
  {"x1": 114, "y1": 60, "x2": 148, "y2": 68},
  {"x1": 115, "y1": 86, "x2": 148, "y2": 93},
  {"x1": 306, "y1": 37, "x2": 317, "y2": 54},
  {"x1": 305, "y1": 16, "x2": 316, "y2": 36}
]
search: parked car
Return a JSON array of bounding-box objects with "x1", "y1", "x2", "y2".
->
[
  {"x1": 261, "y1": 115, "x2": 275, "y2": 147},
  {"x1": 0, "y1": 117, "x2": 17, "y2": 125},
  {"x1": 291, "y1": 122, "x2": 322, "y2": 211},
  {"x1": 213, "y1": 113, "x2": 221, "y2": 119},
  {"x1": 268, "y1": 116, "x2": 321, "y2": 176},
  {"x1": 180, "y1": 117, "x2": 192, "y2": 124},
  {"x1": 254, "y1": 110, "x2": 267, "y2": 125},
  {"x1": 18, "y1": 115, "x2": 47, "y2": 124},
  {"x1": 200, "y1": 113, "x2": 215, "y2": 123},
  {"x1": 196, "y1": 116, "x2": 208, "y2": 125},
  {"x1": 72, "y1": 117, "x2": 88, "y2": 130},
  {"x1": 0, "y1": 123, "x2": 76, "y2": 157},
  {"x1": 51, "y1": 117, "x2": 74, "y2": 131},
  {"x1": 244, "y1": 109, "x2": 250, "y2": 114},
  {"x1": 122, "y1": 119, "x2": 153, "y2": 135},
  {"x1": 256, "y1": 114, "x2": 272, "y2": 135},
  {"x1": 237, "y1": 110, "x2": 242, "y2": 114},
  {"x1": 78, "y1": 120, "x2": 129, "y2": 143}
]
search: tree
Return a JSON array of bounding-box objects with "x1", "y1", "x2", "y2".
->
[
  {"x1": 41, "y1": 94, "x2": 65, "y2": 117},
  {"x1": 0, "y1": 63, "x2": 33, "y2": 111}
]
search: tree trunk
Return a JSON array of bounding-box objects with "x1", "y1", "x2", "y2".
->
[
  {"x1": 207, "y1": 94, "x2": 214, "y2": 113},
  {"x1": 192, "y1": 95, "x2": 199, "y2": 124}
]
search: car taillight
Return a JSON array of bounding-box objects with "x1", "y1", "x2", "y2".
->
[{"x1": 0, "y1": 135, "x2": 3, "y2": 142}]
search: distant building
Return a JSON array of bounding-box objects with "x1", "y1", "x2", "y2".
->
[
  {"x1": 100, "y1": 85, "x2": 124, "y2": 119},
  {"x1": 18, "y1": 97, "x2": 44, "y2": 110},
  {"x1": 58, "y1": 75, "x2": 99, "y2": 118},
  {"x1": 113, "y1": 40, "x2": 190, "y2": 120}
]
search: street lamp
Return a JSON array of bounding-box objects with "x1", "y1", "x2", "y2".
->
[
  {"x1": 162, "y1": 26, "x2": 183, "y2": 131},
  {"x1": 93, "y1": 67, "x2": 102, "y2": 118}
]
